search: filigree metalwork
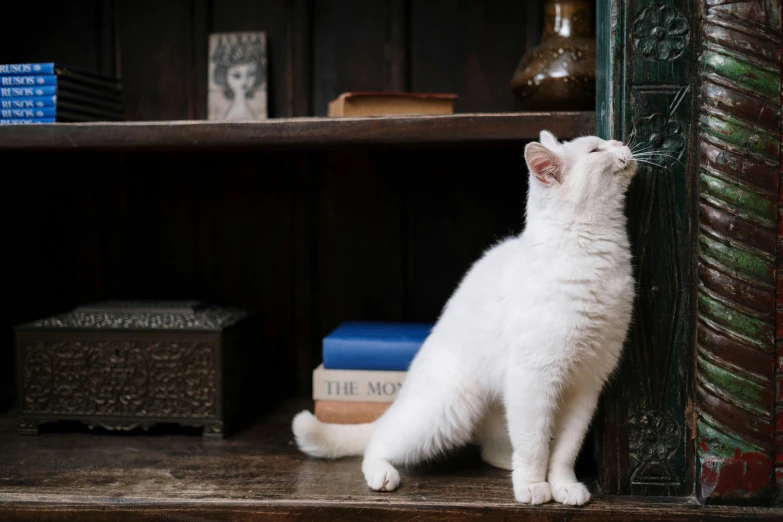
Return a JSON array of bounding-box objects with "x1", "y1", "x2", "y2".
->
[
  {"x1": 20, "y1": 340, "x2": 218, "y2": 418},
  {"x1": 17, "y1": 301, "x2": 249, "y2": 332},
  {"x1": 21, "y1": 307, "x2": 249, "y2": 331}
]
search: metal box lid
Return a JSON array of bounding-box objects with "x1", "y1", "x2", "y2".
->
[{"x1": 15, "y1": 300, "x2": 252, "y2": 332}]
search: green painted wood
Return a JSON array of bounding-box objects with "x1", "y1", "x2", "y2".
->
[
  {"x1": 595, "y1": 0, "x2": 695, "y2": 497},
  {"x1": 701, "y1": 50, "x2": 779, "y2": 99},
  {"x1": 696, "y1": 358, "x2": 772, "y2": 418},
  {"x1": 699, "y1": 172, "x2": 777, "y2": 228},
  {"x1": 698, "y1": 293, "x2": 775, "y2": 347},
  {"x1": 695, "y1": 0, "x2": 781, "y2": 506},
  {"x1": 698, "y1": 236, "x2": 775, "y2": 288},
  {"x1": 698, "y1": 417, "x2": 767, "y2": 457}
]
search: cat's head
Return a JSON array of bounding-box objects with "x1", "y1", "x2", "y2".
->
[{"x1": 523, "y1": 130, "x2": 637, "y2": 213}]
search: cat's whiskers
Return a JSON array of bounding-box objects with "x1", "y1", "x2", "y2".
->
[
  {"x1": 627, "y1": 133, "x2": 641, "y2": 152},
  {"x1": 630, "y1": 144, "x2": 654, "y2": 155},
  {"x1": 634, "y1": 151, "x2": 685, "y2": 167},
  {"x1": 633, "y1": 159, "x2": 665, "y2": 169}
]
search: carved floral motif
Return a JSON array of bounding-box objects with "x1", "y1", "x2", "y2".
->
[
  {"x1": 632, "y1": 4, "x2": 689, "y2": 61},
  {"x1": 628, "y1": 410, "x2": 680, "y2": 473},
  {"x1": 632, "y1": 113, "x2": 686, "y2": 159}
]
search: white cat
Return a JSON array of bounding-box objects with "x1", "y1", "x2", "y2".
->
[{"x1": 292, "y1": 131, "x2": 637, "y2": 506}]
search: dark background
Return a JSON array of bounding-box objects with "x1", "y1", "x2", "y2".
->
[{"x1": 0, "y1": 0, "x2": 550, "y2": 408}]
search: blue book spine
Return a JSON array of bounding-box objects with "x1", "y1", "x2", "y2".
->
[
  {"x1": 0, "y1": 63, "x2": 55, "y2": 75},
  {"x1": 0, "y1": 75, "x2": 57, "y2": 87},
  {"x1": 0, "y1": 107, "x2": 55, "y2": 118},
  {"x1": 0, "y1": 96, "x2": 56, "y2": 109},
  {"x1": 0, "y1": 118, "x2": 54, "y2": 124},
  {"x1": 0, "y1": 86, "x2": 57, "y2": 97},
  {"x1": 322, "y1": 321, "x2": 433, "y2": 371}
]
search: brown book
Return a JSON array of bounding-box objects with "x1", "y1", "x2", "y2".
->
[
  {"x1": 314, "y1": 400, "x2": 391, "y2": 424},
  {"x1": 327, "y1": 92, "x2": 457, "y2": 117}
]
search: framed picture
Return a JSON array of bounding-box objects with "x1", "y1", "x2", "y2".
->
[{"x1": 208, "y1": 31, "x2": 267, "y2": 121}]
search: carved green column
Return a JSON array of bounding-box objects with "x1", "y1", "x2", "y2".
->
[
  {"x1": 695, "y1": 0, "x2": 781, "y2": 505},
  {"x1": 596, "y1": 0, "x2": 695, "y2": 496}
]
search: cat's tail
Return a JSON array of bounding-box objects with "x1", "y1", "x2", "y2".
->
[{"x1": 292, "y1": 410, "x2": 374, "y2": 459}]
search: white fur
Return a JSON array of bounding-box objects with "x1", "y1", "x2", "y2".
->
[{"x1": 292, "y1": 131, "x2": 638, "y2": 505}]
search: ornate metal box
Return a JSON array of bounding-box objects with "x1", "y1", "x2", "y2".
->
[{"x1": 14, "y1": 300, "x2": 262, "y2": 438}]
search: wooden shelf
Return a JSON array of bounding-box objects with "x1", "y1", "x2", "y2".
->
[
  {"x1": 0, "y1": 400, "x2": 780, "y2": 521},
  {"x1": 0, "y1": 112, "x2": 595, "y2": 152}
]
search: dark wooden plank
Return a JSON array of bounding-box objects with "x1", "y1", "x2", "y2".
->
[
  {"x1": 526, "y1": 0, "x2": 544, "y2": 53},
  {"x1": 292, "y1": 155, "x2": 315, "y2": 395},
  {"x1": 0, "y1": 112, "x2": 595, "y2": 150},
  {"x1": 404, "y1": 148, "x2": 530, "y2": 321},
  {"x1": 0, "y1": 404, "x2": 780, "y2": 521},
  {"x1": 115, "y1": 0, "x2": 195, "y2": 120},
  {"x1": 0, "y1": 0, "x2": 103, "y2": 73},
  {"x1": 386, "y1": 0, "x2": 409, "y2": 92},
  {"x1": 1, "y1": 156, "x2": 120, "y2": 412},
  {"x1": 311, "y1": 0, "x2": 390, "y2": 116},
  {"x1": 207, "y1": 154, "x2": 297, "y2": 400},
  {"x1": 410, "y1": 0, "x2": 530, "y2": 113},
  {"x1": 96, "y1": 0, "x2": 118, "y2": 78},
  {"x1": 190, "y1": 0, "x2": 210, "y2": 120},
  {"x1": 2, "y1": 499, "x2": 781, "y2": 522},
  {"x1": 309, "y1": 149, "x2": 407, "y2": 369},
  {"x1": 289, "y1": 0, "x2": 312, "y2": 117}
]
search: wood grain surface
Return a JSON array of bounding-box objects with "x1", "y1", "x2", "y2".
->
[{"x1": 0, "y1": 400, "x2": 781, "y2": 521}]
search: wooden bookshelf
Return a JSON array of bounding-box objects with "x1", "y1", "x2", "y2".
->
[
  {"x1": 0, "y1": 112, "x2": 595, "y2": 151},
  {"x1": 0, "y1": 400, "x2": 779, "y2": 522}
]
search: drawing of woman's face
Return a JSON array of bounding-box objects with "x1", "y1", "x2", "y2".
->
[{"x1": 226, "y1": 63, "x2": 258, "y2": 96}]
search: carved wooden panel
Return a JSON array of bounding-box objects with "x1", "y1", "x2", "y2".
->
[
  {"x1": 596, "y1": 0, "x2": 695, "y2": 496},
  {"x1": 695, "y1": 0, "x2": 781, "y2": 505}
]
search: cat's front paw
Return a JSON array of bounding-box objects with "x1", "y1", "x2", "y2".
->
[
  {"x1": 551, "y1": 481, "x2": 591, "y2": 506},
  {"x1": 513, "y1": 481, "x2": 552, "y2": 505},
  {"x1": 363, "y1": 459, "x2": 401, "y2": 492}
]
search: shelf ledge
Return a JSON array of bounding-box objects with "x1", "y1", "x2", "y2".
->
[{"x1": 0, "y1": 111, "x2": 595, "y2": 151}]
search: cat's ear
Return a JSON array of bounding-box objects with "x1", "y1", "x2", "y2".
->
[
  {"x1": 539, "y1": 130, "x2": 559, "y2": 151},
  {"x1": 524, "y1": 142, "x2": 562, "y2": 186}
]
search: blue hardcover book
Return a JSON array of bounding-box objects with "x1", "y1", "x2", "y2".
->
[
  {"x1": 0, "y1": 63, "x2": 120, "y2": 93},
  {"x1": 0, "y1": 96, "x2": 56, "y2": 109},
  {"x1": 0, "y1": 118, "x2": 54, "y2": 124},
  {"x1": 0, "y1": 63, "x2": 56, "y2": 75},
  {"x1": 0, "y1": 86, "x2": 57, "y2": 97},
  {"x1": 1, "y1": 107, "x2": 55, "y2": 118},
  {"x1": 0, "y1": 75, "x2": 56, "y2": 87},
  {"x1": 322, "y1": 321, "x2": 433, "y2": 371}
]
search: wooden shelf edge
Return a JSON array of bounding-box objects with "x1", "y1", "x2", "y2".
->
[
  {"x1": 0, "y1": 111, "x2": 595, "y2": 151},
  {"x1": 1, "y1": 494, "x2": 780, "y2": 522}
]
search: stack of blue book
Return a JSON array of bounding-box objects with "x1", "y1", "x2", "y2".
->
[
  {"x1": 0, "y1": 62, "x2": 123, "y2": 125},
  {"x1": 311, "y1": 321, "x2": 433, "y2": 423}
]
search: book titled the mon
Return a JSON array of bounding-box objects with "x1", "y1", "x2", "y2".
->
[{"x1": 312, "y1": 364, "x2": 405, "y2": 403}]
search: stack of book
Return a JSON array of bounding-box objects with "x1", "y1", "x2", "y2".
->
[
  {"x1": 312, "y1": 321, "x2": 433, "y2": 423},
  {"x1": 0, "y1": 62, "x2": 123, "y2": 125}
]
